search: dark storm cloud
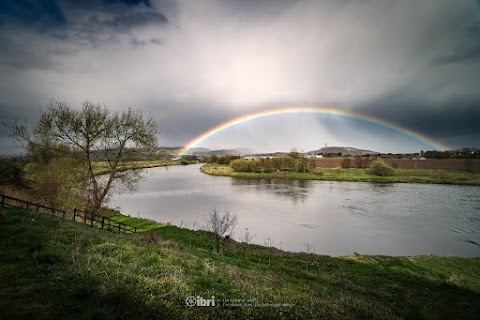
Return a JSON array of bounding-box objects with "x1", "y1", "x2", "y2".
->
[
  {"x1": 361, "y1": 98, "x2": 480, "y2": 139},
  {"x1": 103, "y1": 0, "x2": 152, "y2": 7},
  {"x1": 0, "y1": 0, "x2": 168, "y2": 48},
  {"x1": 435, "y1": 19, "x2": 480, "y2": 64},
  {"x1": 0, "y1": 0, "x2": 66, "y2": 29},
  {"x1": 0, "y1": 0, "x2": 171, "y2": 120},
  {"x1": 1, "y1": 0, "x2": 480, "y2": 153},
  {"x1": 103, "y1": 11, "x2": 167, "y2": 31}
]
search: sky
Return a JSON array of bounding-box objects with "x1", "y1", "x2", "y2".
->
[{"x1": 1, "y1": 0, "x2": 480, "y2": 154}]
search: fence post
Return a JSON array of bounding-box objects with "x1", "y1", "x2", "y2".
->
[{"x1": 0, "y1": 194, "x2": 138, "y2": 234}]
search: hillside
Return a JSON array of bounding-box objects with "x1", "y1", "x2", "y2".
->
[
  {"x1": 306, "y1": 146, "x2": 379, "y2": 156},
  {"x1": 186, "y1": 147, "x2": 254, "y2": 156},
  {"x1": 1, "y1": 206, "x2": 480, "y2": 319}
]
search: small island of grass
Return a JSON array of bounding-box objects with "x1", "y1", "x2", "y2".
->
[{"x1": 200, "y1": 163, "x2": 480, "y2": 185}]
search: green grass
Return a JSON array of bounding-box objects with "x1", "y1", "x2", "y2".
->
[
  {"x1": 109, "y1": 214, "x2": 165, "y2": 232},
  {"x1": 201, "y1": 164, "x2": 480, "y2": 185},
  {"x1": 1, "y1": 207, "x2": 480, "y2": 319}
]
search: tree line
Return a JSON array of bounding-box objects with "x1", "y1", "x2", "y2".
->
[{"x1": 229, "y1": 156, "x2": 312, "y2": 173}]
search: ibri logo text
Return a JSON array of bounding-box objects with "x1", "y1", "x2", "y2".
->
[{"x1": 185, "y1": 295, "x2": 216, "y2": 307}]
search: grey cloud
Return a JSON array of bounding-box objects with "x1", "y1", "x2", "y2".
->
[
  {"x1": 359, "y1": 97, "x2": 480, "y2": 140},
  {"x1": 0, "y1": 0, "x2": 170, "y2": 73},
  {"x1": 104, "y1": 11, "x2": 167, "y2": 31},
  {"x1": 130, "y1": 37, "x2": 164, "y2": 48},
  {"x1": 57, "y1": 2, "x2": 169, "y2": 48},
  {"x1": 435, "y1": 18, "x2": 480, "y2": 64},
  {"x1": 1, "y1": 0, "x2": 480, "y2": 154},
  {"x1": 0, "y1": 38, "x2": 55, "y2": 70},
  {"x1": 435, "y1": 41, "x2": 480, "y2": 64}
]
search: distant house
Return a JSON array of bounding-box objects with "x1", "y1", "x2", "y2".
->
[{"x1": 244, "y1": 155, "x2": 276, "y2": 159}]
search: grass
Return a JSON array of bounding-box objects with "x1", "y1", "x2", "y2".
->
[
  {"x1": 1, "y1": 206, "x2": 480, "y2": 319},
  {"x1": 201, "y1": 164, "x2": 480, "y2": 185}
]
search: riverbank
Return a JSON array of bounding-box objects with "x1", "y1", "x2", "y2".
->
[
  {"x1": 1, "y1": 206, "x2": 480, "y2": 319},
  {"x1": 201, "y1": 164, "x2": 480, "y2": 185},
  {"x1": 92, "y1": 159, "x2": 197, "y2": 175}
]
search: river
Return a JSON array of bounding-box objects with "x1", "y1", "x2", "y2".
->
[{"x1": 110, "y1": 164, "x2": 480, "y2": 256}]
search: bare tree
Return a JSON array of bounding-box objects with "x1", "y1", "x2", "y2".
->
[
  {"x1": 240, "y1": 227, "x2": 255, "y2": 245},
  {"x1": 204, "y1": 208, "x2": 237, "y2": 254},
  {"x1": 4, "y1": 100, "x2": 157, "y2": 213}
]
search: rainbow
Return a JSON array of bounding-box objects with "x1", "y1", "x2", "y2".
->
[{"x1": 179, "y1": 106, "x2": 449, "y2": 155}]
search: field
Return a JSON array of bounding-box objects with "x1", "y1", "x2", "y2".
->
[
  {"x1": 201, "y1": 164, "x2": 480, "y2": 186},
  {"x1": 1, "y1": 207, "x2": 480, "y2": 319},
  {"x1": 311, "y1": 158, "x2": 480, "y2": 172}
]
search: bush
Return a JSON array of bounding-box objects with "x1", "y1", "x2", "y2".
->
[
  {"x1": 204, "y1": 208, "x2": 237, "y2": 254},
  {"x1": 278, "y1": 156, "x2": 296, "y2": 171},
  {"x1": 230, "y1": 159, "x2": 258, "y2": 172},
  {"x1": 205, "y1": 155, "x2": 241, "y2": 165},
  {"x1": 0, "y1": 159, "x2": 23, "y2": 184},
  {"x1": 341, "y1": 158, "x2": 352, "y2": 168},
  {"x1": 295, "y1": 157, "x2": 311, "y2": 172},
  {"x1": 369, "y1": 159, "x2": 395, "y2": 176}
]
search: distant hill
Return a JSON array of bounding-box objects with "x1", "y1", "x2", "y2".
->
[
  {"x1": 162, "y1": 146, "x2": 183, "y2": 151},
  {"x1": 306, "y1": 146, "x2": 379, "y2": 156},
  {"x1": 186, "y1": 147, "x2": 254, "y2": 156},
  {"x1": 185, "y1": 147, "x2": 210, "y2": 153}
]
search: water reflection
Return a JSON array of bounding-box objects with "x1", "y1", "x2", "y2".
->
[{"x1": 230, "y1": 178, "x2": 311, "y2": 203}]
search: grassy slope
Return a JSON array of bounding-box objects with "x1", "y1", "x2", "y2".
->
[
  {"x1": 1, "y1": 207, "x2": 480, "y2": 319},
  {"x1": 201, "y1": 164, "x2": 480, "y2": 186}
]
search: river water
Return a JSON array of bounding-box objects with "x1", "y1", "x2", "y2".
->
[{"x1": 110, "y1": 164, "x2": 480, "y2": 256}]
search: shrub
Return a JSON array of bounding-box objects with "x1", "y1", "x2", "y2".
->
[
  {"x1": 278, "y1": 156, "x2": 296, "y2": 171},
  {"x1": 204, "y1": 208, "x2": 237, "y2": 254},
  {"x1": 295, "y1": 157, "x2": 311, "y2": 173},
  {"x1": 0, "y1": 159, "x2": 23, "y2": 185},
  {"x1": 230, "y1": 159, "x2": 257, "y2": 172},
  {"x1": 341, "y1": 158, "x2": 352, "y2": 168},
  {"x1": 369, "y1": 159, "x2": 395, "y2": 176}
]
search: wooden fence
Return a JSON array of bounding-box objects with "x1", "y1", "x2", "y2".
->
[
  {"x1": 0, "y1": 194, "x2": 136, "y2": 234},
  {"x1": 73, "y1": 208, "x2": 136, "y2": 233}
]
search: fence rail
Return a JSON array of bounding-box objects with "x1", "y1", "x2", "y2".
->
[
  {"x1": 0, "y1": 194, "x2": 136, "y2": 234},
  {"x1": 73, "y1": 208, "x2": 136, "y2": 233}
]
